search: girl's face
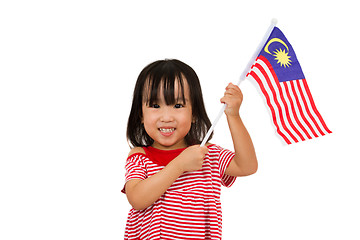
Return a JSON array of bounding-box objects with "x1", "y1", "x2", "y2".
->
[{"x1": 142, "y1": 79, "x2": 193, "y2": 150}]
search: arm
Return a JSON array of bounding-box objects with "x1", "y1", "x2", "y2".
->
[
  {"x1": 125, "y1": 158, "x2": 183, "y2": 210},
  {"x1": 220, "y1": 83, "x2": 258, "y2": 176},
  {"x1": 125, "y1": 145, "x2": 208, "y2": 210}
]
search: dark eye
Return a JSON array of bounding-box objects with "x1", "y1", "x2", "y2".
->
[
  {"x1": 174, "y1": 104, "x2": 184, "y2": 108},
  {"x1": 150, "y1": 103, "x2": 160, "y2": 108}
]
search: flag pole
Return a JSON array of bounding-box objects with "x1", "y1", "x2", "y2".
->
[{"x1": 200, "y1": 19, "x2": 278, "y2": 147}]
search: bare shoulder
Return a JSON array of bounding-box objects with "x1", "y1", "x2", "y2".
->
[{"x1": 128, "y1": 147, "x2": 145, "y2": 156}]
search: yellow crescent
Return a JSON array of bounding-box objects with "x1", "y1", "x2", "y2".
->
[{"x1": 264, "y1": 38, "x2": 289, "y2": 55}]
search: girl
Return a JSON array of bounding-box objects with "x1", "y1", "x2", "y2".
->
[{"x1": 123, "y1": 59, "x2": 257, "y2": 240}]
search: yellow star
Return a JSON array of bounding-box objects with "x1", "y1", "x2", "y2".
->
[{"x1": 273, "y1": 48, "x2": 292, "y2": 68}]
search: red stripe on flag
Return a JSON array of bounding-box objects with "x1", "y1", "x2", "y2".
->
[{"x1": 302, "y1": 79, "x2": 332, "y2": 134}]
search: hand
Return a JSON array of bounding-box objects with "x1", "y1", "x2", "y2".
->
[
  {"x1": 174, "y1": 145, "x2": 209, "y2": 172},
  {"x1": 220, "y1": 83, "x2": 243, "y2": 117}
]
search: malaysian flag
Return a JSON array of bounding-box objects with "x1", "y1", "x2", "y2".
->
[{"x1": 247, "y1": 27, "x2": 331, "y2": 144}]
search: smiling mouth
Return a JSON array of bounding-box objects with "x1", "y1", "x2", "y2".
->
[{"x1": 159, "y1": 128, "x2": 175, "y2": 133}]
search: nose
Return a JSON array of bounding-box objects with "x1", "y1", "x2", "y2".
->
[{"x1": 160, "y1": 106, "x2": 174, "y2": 122}]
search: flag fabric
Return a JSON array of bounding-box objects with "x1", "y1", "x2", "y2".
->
[{"x1": 247, "y1": 27, "x2": 331, "y2": 144}]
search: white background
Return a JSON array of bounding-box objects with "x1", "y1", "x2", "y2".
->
[{"x1": 1, "y1": 0, "x2": 359, "y2": 239}]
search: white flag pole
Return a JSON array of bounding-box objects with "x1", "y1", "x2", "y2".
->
[{"x1": 200, "y1": 19, "x2": 278, "y2": 147}]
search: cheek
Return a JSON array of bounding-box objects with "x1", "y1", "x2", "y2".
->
[
  {"x1": 141, "y1": 108, "x2": 155, "y2": 131},
  {"x1": 142, "y1": 118, "x2": 157, "y2": 139},
  {"x1": 142, "y1": 113, "x2": 155, "y2": 127},
  {"x1": 181, "y1": 110, "x2": 193, "y2": 129}
]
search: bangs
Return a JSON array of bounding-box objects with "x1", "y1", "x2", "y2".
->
[{"x1": 143, "y1": 72, "x2": 187, "y2": 106}]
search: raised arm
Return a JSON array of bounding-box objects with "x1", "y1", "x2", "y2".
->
[{"x1": 220, "y1": 83, "x2": 258, "y2": 177}]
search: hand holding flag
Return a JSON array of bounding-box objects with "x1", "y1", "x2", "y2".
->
[{"x1": 220, "y1": 83, "x2": 243, "y2": 117}]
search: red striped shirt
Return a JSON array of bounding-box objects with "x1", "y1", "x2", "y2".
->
[{"x1": 122, "y1": 144, "x2": 236, "y2": 240}]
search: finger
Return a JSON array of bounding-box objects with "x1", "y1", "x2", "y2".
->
[
  {"x1": 226, "y1": 86, "x2": 241, "y2": 95},
  {"x1": 224, "y1": 88, "x2": 237, "y2": 95},
  {"x1": 226, "y1": 82, "x2": 238, "y2": 89},
  {"x1": 224, "y1": 90, "x2": 241, "y2": 99},
  {"x1": 227, "y1": 88, "x2": 243, "y2": 98},
  {"x1": 220, "y1": 96, "x2": 228, "y2": 104}
]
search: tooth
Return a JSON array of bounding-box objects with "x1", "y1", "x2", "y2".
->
[{"x1": 160, "y1": 128, "x2": 174, "y2": 133}]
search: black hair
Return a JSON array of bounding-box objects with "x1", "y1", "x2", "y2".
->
[{"x1": 126, "y1": 59, "x2": 213, "y2": 147}]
